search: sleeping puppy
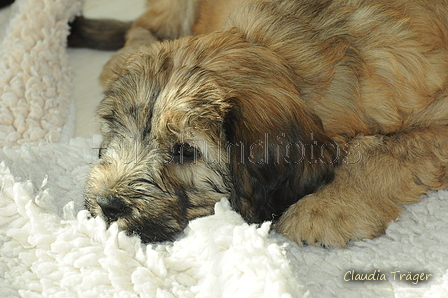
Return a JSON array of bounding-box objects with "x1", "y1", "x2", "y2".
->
[{"x1": 75, "y1": 0, "x2": 448, "y2": 247}]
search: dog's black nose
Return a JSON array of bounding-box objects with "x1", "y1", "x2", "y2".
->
[{"x1": 96, "y1": 196, "x2": 129, "y2": 221}]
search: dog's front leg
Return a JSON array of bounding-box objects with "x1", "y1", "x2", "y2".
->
[{"x1": 276, "y1": 128, "x2": 448, "y2": 248}]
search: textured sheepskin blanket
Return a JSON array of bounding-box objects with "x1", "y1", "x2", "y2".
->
[{"x1": 1, "y1": 0, "x2": 448, "y2": 297}]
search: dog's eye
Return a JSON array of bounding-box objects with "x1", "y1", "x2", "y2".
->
[{"x1": 171, "y1": 143, "x2": 200, "y2": 163}]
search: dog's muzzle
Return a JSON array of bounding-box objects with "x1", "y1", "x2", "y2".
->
[{"x1": 96, "y1": 196, "x2": 130, "y2": 223}]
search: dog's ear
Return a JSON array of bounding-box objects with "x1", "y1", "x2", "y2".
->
[
  {"x1": 186, "y1": 31, "x2": 341, "y2": 222},
  {"x1": 223, "y1": 91, "x2": 339, "y2": 223}
]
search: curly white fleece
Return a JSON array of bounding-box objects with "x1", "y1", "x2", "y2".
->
[
  {"x1": 1, "y1": 0, "x2": 448, "y2": 297},
  {"x1": 0, "y1": 0, "x2": 80, "y2": 147}
]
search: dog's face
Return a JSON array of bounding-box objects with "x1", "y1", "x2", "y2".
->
[{"x1": 85, "y1": 32, "x2": 339, "y2": 242}]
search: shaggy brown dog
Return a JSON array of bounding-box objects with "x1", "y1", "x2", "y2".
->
[{"x1": 79, "y1": 0, "x2": 448, "y2": 247}]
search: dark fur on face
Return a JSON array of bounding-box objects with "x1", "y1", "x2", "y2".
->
[
  {"x1": 84, "y1": 33, "x2": 339, "y2": 242},
  {"x1": 83, "y1": 0, "x2": 448, "y2": 247}
]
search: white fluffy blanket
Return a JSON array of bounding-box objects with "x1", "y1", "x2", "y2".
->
[{"x1": 1, "y1": 0, "x2": 448, "y2": 297}]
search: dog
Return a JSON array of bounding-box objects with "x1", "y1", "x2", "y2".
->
[{"x1": 73, "y1": 0, "x2": 448, "y2": 247}]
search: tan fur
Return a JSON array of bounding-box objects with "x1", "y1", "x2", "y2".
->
[{"x1": 85, "y1": 0, "x2": 448, "y2": 247}]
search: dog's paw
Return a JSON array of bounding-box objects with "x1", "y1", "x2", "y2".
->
[{"x1": 275, "y1": 192, "x2": 390, "y2": 248}]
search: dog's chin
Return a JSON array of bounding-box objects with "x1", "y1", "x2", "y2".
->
[
  {"x1": 86, "y1": 206, "x2": 187, "y2": 243},
  {"x1": 119, "y1": 219, "x2": 186, "y2": 243},
  {"x1": 128, "y1": 227, "x2": 183, "y2": 243}
]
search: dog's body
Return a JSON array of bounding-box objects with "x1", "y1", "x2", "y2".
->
[{"x1": 81, "y1": 0, "x2": 448, "y2": 247}]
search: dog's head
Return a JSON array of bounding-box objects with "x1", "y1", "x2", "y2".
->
[{"x1": 84, "y1": 32, "x2": 339, "y2": 242}]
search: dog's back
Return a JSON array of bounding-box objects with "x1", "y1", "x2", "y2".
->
[{"x1": 224, "y1": 0, "x2": 448, "y2": 138}]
